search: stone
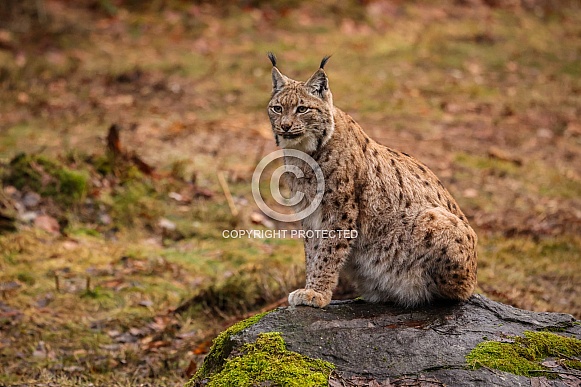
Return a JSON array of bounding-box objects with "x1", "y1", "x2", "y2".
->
[{"x1": 191, "y1": 295, "x2": 581, "y2": 386}]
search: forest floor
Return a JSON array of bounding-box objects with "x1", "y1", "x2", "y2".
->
[{"x1": 1, "y1": 0, "x2": 580, "y2": 385}]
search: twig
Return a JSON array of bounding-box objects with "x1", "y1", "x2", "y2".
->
[{"x1": 217, "y1": 171, "x2": 239, "y2": 217}]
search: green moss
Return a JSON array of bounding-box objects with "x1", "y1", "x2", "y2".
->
[
  {"x1": 16, "y1": 272, "x2": 35, "y2": 285},
  {"x1": 4, "y1": 153, "x2": 88, "y2": 205},
  {"x1": 189, "y1": 311, "x2": 272, "y2": 384},
  {"x1": 521, "y1": 331, "x2": 581, "y2": 358},
  {"x1": 108, "y1": 181, "x2": 156, "y2": 224},
  {"x1": 563, "y1": 359, "x2": 581, "y2": 370},
  {"x1": 190, "y1": 332, "x2": 334, "y2": 387},
  {"x1": 466, "y1": 331, "x2": 581, "y2": 377},
  {"x1": 467, "y1": 341, "x2": 540, "y2": 375}
]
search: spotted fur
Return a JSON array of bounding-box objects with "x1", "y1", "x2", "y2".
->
[{"x1": 266, "y1": 54, "x2": 477, "y2": 308}]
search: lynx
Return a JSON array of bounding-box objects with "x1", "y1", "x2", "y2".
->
[{"x1": 266, "y1": 53, "x2": 477, "y2": 308}]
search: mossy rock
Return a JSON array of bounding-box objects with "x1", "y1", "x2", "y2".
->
[
  {"x1": 192, "y1": 312, "x2": 272, "y2": 382},
  {"x1": 187, "y1": 312, "x2": 334, "y2": 387},
  {"x1": 189, "y1": 296, "x2": 581, "y2": 386},
  {"x1": 4, "y1": 153, "x2": 88, "y2": 206}
]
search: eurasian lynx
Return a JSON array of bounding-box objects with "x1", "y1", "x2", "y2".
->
[{"x1": 266, "y1": 53, "x2": 477, "y2": 308}]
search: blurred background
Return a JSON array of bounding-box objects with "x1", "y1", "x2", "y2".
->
[{"x1": 1, "y1": 0, "x2": 580, "y2": 385}]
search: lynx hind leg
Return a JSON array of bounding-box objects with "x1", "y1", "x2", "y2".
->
[{"x1": 413, "y1": 208, "x2": 477, "y2": 302}]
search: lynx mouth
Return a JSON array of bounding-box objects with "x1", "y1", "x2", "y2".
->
[{"x1": 281, "y1": 133, "x2": 302, "y2": 139}]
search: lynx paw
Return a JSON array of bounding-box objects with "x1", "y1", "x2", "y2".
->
[{"x1": 288, "y1": 288, "x2": 331, "y2": 308}]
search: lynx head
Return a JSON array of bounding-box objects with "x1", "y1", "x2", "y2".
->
[{"x1": 267, "y1": 53, "x2": 335, "y2": 154}]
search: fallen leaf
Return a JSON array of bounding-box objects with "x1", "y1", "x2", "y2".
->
[
  {"x1": 487, "y1": 146, "x2": 523, "y2": 166},
  {"x1": 139, "y1": 299, "x2": 154, "y2": 307},
  {"x1": 194, "y1": 187, "x2": 214, "y2": 198},
  {"x1": 168, "y1": 192, "x2": 184, "y2": 202},
  {"x1": 193, "y1": 340, "x2": 212, "y2": 355},
  {"x1": 250, "y1": 212, "x2": 274, "y2": 229},
  {"x1": 463, "y1": 188, "x2": 479, "y2": 198},
  {"x1": 0, "y1": 29, "x2": 14, "y2": 48},
  {"x1": 141, "y1": 336, "x2": 153, "y2": 346},
  {"x1": 107, "y1": 330, "x2": 121, "y2": 338},
  {"x1": 146, "y1": 340, "x2": 170, "y2": 349},
  {"x1": 62, "y1": 240, "x2": 79, "y2": 250},
  {"x1": 101, "y1": 279, "x2": 127, "y2": 291},
  {"x1": 184, "y1": 359, "x2": 197, "y2": 378},
  {"x1": 63, "y1": 365, "x2": 85, "y2": 372},
  {"x1": 158, "y1": 218, "x2": 176, "y2": 231},
  {"x1": 129, "y1": 327, "x2": 143, "y2": 336},
  {"x1": 102, "y1": 94, "x2": 134, "y2": 106},
  {"x1": 34, "y1": 215, "x2": 60, "y2": 234}
]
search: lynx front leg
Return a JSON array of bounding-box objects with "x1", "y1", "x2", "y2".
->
[
  {"x1": 288, "y1": 235, "x2": 351, "y2": 308},
  {"x1": 288, "y1": 288, "x2": 331, "y2": 308},
  {"x1": 289, "y1": 205, "x2": 358, "y2": 308}
]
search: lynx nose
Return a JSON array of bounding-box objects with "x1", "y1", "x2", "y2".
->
[{"x1": 281, "y1": 123, "x2": 292, "y2": 132}]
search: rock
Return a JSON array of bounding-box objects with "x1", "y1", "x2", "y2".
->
[
  {"x1": 190, "y1": 295, "x2": 581, "y2": 386},
  {"x1": 22, "y1": 191, "x2": 41, "y2": 208}
]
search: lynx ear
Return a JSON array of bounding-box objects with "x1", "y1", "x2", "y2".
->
[
  {"x1": 305, "y1": 69, "x2": 330, "y2": 100},
  {"x1": 305, "y1": 56, "x2": 331, "y2": 100},
  {"x1": 268, "y1": 52, "x2": 288, "y2": 94},
  {"x1": 272, "y1": 67, "x2": 287, "y2": 93}
]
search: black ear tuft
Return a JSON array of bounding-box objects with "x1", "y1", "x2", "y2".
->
[
  {"x1": 267, "y1": 52, "x2": 277, "y2": 67},
  {"x1": 320, "y1": 55, "x2": 331, "y2": 69}
]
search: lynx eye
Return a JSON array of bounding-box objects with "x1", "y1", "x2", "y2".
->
[
  {"x1": 271, "y1": 105, "x2": 283, "y2": 114},
  {"x1": 296, "y1": 106, "x2": 309, "y2": 113}
]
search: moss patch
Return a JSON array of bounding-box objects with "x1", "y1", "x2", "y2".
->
[
  {"x1": 563, "y1": 359, "x2": 581, "y2": 371},
  {"x1": 189, "y1": 311, "x2": 272, "y2": 384},
  {"x1": 191, "y1": 332, "x2": 334, "y2": 387},
  {"x1": 466, "y1": 331, "x2": 581, "y2": 377},
  {"x1": 4, "y1": 153, "x2": 88, "y2": 205}
]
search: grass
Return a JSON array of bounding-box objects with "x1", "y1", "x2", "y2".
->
[
  {"x1": 477, "y1": 235, "x2": 581, "y2": 315},
  {"x1": 0, "y1": 226, "x2": 303, "y2": 385},
  {"x1": 0, "y1": 0, "x2": 580, "y2": 385}
]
